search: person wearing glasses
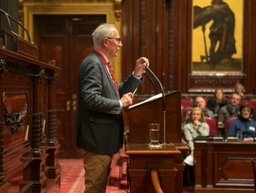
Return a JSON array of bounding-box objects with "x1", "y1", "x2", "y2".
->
[{"x1": 76, "y1": 23, "x2": 149, "y2": 193}]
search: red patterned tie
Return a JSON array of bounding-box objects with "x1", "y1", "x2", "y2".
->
[
  {"x1": 94, "y1": 49, "x2": 118, "y2": 92},
  {"x1": 107, "y1": 62, "x2": 118, "y2": 92}
]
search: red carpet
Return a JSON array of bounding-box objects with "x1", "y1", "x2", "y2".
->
[
  {"x1": 58, "y1": 159, "x2": 84, "y2": 193},
  {"x1": 58, "y1": 155, "x2": 128, "y2": 193},
  {"x1": 57, "y1": 154, "x2": 194, "y2": 193}
]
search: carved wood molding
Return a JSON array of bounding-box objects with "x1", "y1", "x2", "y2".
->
[
  {"x1": 114, "y1": 0, "x2": 122, "y2": 21},
  {"x1": 3, "y1": 103, "x2": 28, "y2": 134},
  {"x1": 0, "y1": 58, "x2": 7, "y2": 75}
]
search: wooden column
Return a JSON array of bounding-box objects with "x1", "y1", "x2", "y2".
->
[
  {"x1": 45, "y1": 72, "x2": 61, "y2": 190},
  {"x1": 29, "y1": 68, "x2": 48, "y2": 191}
]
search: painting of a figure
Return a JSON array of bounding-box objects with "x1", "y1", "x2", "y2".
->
[{"x1": 192, "y1": 0, "x2": 243, "y2": 72}]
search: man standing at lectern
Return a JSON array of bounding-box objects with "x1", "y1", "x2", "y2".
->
[{"x1": 76, "y1": 23, "x2": 149, "y2": 193}]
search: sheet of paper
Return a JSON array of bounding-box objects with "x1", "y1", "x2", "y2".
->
[{"x1": 127, "y1": 93, "x2": 163, "y2": 109}]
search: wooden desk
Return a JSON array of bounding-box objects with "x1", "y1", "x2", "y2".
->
[
  {"x1": 126, "y1": 143, "x2": 186, "y2": 193},
  {"x1": 0, "y1": 45, "x2": 60, "y2": 192},
  {"x1": 194, "y1": 141, "x2": 256, "y2": 193}
]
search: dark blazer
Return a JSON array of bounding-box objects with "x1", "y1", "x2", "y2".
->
[
  {"x1": 206, "y1": 98, "x2": 227, "y2": 114},
  {"x1": 76, "y1": 50, "x2": 142, "y2": 155}
]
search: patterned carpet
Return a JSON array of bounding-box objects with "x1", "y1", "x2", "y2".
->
[
  {"x1": 58, "y1": 155, "x2": 128, "y2": 193},
  {"x1": 57, "y1": 155, "x2": 194, "y2": 193}
]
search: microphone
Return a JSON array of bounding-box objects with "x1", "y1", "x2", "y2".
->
[
  {"x1": 0, "y1": 9, "x2": 31, "y2": 42},
  {"x1": 145, "y1": 67, "x2": 166, "y2": 144}
]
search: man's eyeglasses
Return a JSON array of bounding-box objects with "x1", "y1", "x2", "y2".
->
[{"x1": 107, "y1": 37, "x2": 122, "y2": 44}]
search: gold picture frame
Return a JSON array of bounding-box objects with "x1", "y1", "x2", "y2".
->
[{"x1": 192, "y1": 0, "x2": 244, "y2": 74}]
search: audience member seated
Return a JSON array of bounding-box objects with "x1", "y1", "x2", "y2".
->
[
  {"x1": 183, "y1": 107, "x2": 209, "y2": 166},
  {"x1": 183, "y1": 107, "x2": 209, "y2": 186},
  {"x1": 218, "y1": 93, "x2": 241, "y2": 128},
  {"x1": 228, "y1": 102, "x2": 256, "y2": 142},
  {"x1": 206, "y1": 89, "x2": 227, "y2": 116},
  {"x1": 234, "y1": 82, "x2": 246, "y2": 99},
  {"x1": 182, "y1": 96, "x2": 214, "y2": 126}
]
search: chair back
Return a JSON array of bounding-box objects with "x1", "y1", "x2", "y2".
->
[
  {"x1": 205, "y1": 118, "x2": 217, "y2": 136},
  {"x1": 181, "y1": 99, "x2": 192, "y2": 108},
  {"x1": 251, "y1": 159, "x2": 256, "y2": 193},
  {"x1": 249, "y1": 100, "x2": 256, "y2": 109},
  {"x1": 225, "y1": 117, "x2": 237, "y2": 136},
  {"x1": 240, "y1": 99, "x2": 248, "y2": 106},
  {"x1": 182, "y1": 107, "x2": 192, "y2": 121}
]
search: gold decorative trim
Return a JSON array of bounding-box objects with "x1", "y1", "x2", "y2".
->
[
  {"x1": 22, "y1": 1, "x2": 122, "y2": 80},
  {"x1": 115, "y1": 0, "x2": 122, "y2": 21},
  {"x1": 24, "y1": 0, "x2": 113, "y2": 2},
  {"x1": 23, "y1": 3, "x2": 115, "y2": 41}
]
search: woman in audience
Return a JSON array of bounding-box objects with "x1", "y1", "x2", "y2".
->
[
  {"x1": 228, "y1": 102, "x2": 256, "y2": 141},
  {"x1": 207, "y1": 89, "x2": 227, "y2": 116},
  {"x1": 234, "y1": 82, "x2": 245, "y2": 99},
  {"x1": 182, "y1": 107, "x2": 209, "y2": 186},
  {"x1": 183, "y1": 107, "x2": 209, "y2": 166}
]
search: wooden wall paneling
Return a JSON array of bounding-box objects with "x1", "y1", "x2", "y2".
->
[
  {"x1": 170, "y1": 0, "x2": 189, "y2": 92},
  {"x1": 122, "y1": 0, "x2": 256, "y2": 95},
  {"x1": 154, "y1": 0, "x2": 168, "y2": 92},
  {"x1": 162, "y1": 0, "x2": 169, "y2": 91},
  {"x1": 122, "y1": 0, "x2": 171, "y2": 97},
  {"x1": 121, "y1": 0, "x2": 197, "y2": 95},
  {"x1": 122, "y1": 0, "x2": 132, "y2": 78},
  {"x1": 247, "y1": 0, "x2": 256, "y2": 93}
]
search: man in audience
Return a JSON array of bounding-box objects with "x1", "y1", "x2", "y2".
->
[
  {"x1": 218, "y1": 92, "x2": 241, "y2": 126},
  {"x1": 183, "y1": 96, "x2": 214, "y2": 126}
]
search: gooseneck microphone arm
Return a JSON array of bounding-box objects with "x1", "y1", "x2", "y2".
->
[
  {"x1": 143, "y1": 72, "x2": 158, "y2": 94},
  {"x1": 145, "y1": 67, "x2": 166, "y2": 144},
  {"x1": 0, "y1": 9, "x2": 31, "y2": 42}
]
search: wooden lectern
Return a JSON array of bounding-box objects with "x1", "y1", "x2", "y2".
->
[
  {"x1": 124, "y1": 90, "x2": 188, "y2": 193},
  {"x1": 126, "y1": 90, "x2": 182, "y2": 144}
]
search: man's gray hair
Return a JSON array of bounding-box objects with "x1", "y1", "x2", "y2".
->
[{"x1": 92, "y1": 23, "x2": 115, "y2": 45}]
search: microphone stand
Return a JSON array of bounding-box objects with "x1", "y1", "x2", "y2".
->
[{"x1": 145, "y1": 67, "x2": 166, "y2": 144}]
